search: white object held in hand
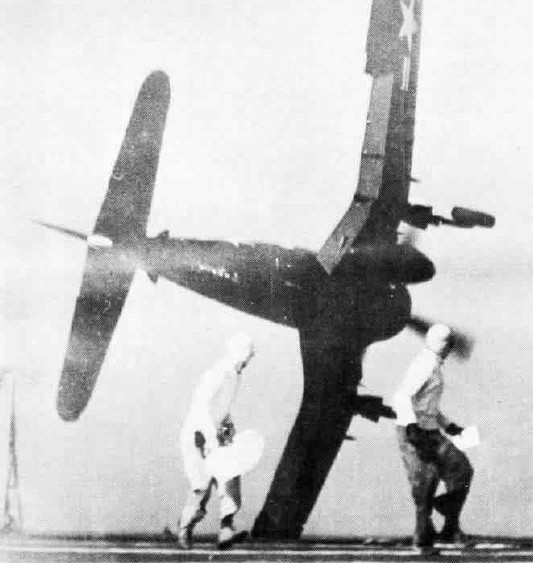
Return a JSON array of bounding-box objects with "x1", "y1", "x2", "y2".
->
[
  {"x1": 450, "y1": 425, "x2": 480, "y2": 451},
  {"x1": 206, "y1": 429, "x2": 265, "y2": 482}
]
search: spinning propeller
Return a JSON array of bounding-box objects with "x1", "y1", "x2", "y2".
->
[
  {"x1": 406, "y1": 315, "x2": 474, "y2": 360},
  {"x1": 399, "y1": 226, "x2": 474, "y2": 361}
]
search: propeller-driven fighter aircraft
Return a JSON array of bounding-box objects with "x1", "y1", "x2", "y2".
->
[{"x1": 39, "y1": 0, "x2": 494, "y2": 540}]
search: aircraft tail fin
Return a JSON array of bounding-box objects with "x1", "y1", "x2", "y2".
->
[
  {"x1": 31, "y1": 219, "x2": 87, "y2": 241},
  {"x1": 57, "y1": 71, "x2": 170, "y2": 421}
]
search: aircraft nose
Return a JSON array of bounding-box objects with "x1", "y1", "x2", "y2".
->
[
  {"x1": 405, "y1": 247, "x2": 435, "y2": 283},
  {"x1": 341, "y1": 243, "x2": 435, "y2": 284}
]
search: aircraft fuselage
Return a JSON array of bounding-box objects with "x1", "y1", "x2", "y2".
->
[{"x1": 138, "y1": 233, "x2": 418, "y2": 345}]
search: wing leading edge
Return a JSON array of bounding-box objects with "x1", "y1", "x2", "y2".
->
[{"x1": 94, "y1": 70, "x2": 170, "y2": 242}]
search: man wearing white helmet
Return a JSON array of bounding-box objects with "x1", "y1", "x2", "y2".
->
[
  {"x1": 178, "y1": 333, "x2": 255, "y2": 550},
  {"x1": 393, "y1": 324, "x2": 473, "y2": 553}
]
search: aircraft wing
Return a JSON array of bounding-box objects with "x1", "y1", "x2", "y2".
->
[
  {"x1": 253, "y1": 317, "x2": 365, "y2": 538},
  {"x1": 318, "y1": 0, "x2": 423, "y2": 274},
  {"x1": 57, "y1": 72, "x2": 170, "y2": 421}
]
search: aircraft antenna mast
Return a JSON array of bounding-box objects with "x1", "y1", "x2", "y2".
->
[{"x1": 2, "y1": 371, "x2": 22, "y2": 534}]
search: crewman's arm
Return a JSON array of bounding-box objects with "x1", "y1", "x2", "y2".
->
[
  {"x1": 436, "y1": 411, "x2": 452, "y2": 430},
  {"x1": 439, "y1": 414, "x2": 464, "y2": 436},
  {"x1": 190, "y1": 407, "x2": 218, "y2": 456},
  {"x1": 192, "y1": 365, "x2": 227, "y2": 407},
  {"x1": 393, "y1": 349, "x2": 437, "y2": 426},
  {"x1": 188, "y1": 367, "x2": 226, "y2": 455}
]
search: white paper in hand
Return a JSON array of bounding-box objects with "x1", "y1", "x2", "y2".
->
[
  {"x1": 450, "y1": 426, "x2": 480, "y2": 451},
  {"x1": 206, "y1": 429, "x2": 264, "y2": 482}
]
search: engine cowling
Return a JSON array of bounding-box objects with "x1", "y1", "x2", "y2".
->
[{"x1": 336, "y1": 243, "x2": 435, "y2": 285}]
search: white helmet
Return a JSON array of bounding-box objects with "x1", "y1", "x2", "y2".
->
[
  {"x1": 425, "y1": 324, "x2": 452, "y2": 356},
  {"x1": 225, "y1": 333, "x2": 255, "y2": 368}
]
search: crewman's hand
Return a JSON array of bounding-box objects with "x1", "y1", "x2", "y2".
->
[
  {"x1": 217, "y1": 416, "x2": 236, "y2": 446},
  {"x1": 445, "y1": 423, "x2": 464, "y2": 436},
  {"x1": 194, "y1": 431, "x2": 207, "y2": 459}
]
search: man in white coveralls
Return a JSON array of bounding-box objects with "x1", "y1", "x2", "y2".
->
[
  {"x1": 393, "y1": 324, "x2": 473, "y2": 553},
  {"x1": 178, "y1": 333, "x2": 255, "y2": 550}
]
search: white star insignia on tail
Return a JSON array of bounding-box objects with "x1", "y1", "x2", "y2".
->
[{"x1": 399, "y1": 0, "x2": 418, "y2": 52}]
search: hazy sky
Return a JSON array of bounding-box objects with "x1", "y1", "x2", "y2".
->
[{"x1": 0, "y1": 0, "x2": 532, "y2": 537}]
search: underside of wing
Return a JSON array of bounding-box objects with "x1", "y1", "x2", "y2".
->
[
  {"x1": 252, "y1": 320, "x2": 366, "y2": 539},
  {"x1": 94, "y1": 70, "x2": 170, "y2": 242},
  {"x1": 318, "y1": 0, "x2": 423, "y2": 274},
  {"x1": 57, "y1": 248, "x2": 135, "y2": 421}
]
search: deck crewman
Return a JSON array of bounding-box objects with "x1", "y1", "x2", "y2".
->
[
  {"x1": 393, "y1": 324, "x2": 473, "y2": 553},
  {"x1": 178, "y1": 333, "x2": 255, "y2": 550}
]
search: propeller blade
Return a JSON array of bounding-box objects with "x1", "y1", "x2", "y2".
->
[
  {"x1": 406, "y1": 315, "x2": 474, "y2": 360},
  {"x1": 398, "y1": 226, "x2": 418, "y2": 247}
]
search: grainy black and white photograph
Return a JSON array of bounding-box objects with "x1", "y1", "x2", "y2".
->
[{"x1": 1, "y1": 1, "x2": 532, "y2": 561}]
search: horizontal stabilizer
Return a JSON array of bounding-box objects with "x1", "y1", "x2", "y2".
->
[
  {"x1": 57, "y1": 249, "x2": 135, "y2": 421},
  {"x1": 57, "y1": 71, "x2": 171, "y2": 421},
  {"x1": 93, "y1": 70, "x2": 170, "y2": 242}
]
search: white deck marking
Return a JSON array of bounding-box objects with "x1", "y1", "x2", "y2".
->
[{"x1": 1, "y1": 544, "x2": 533, "y2": 558}]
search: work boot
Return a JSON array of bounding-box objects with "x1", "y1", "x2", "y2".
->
[
  {"x1": 437, "y1": 527, "x2": 470, "y2": 547},
  {"x1": 413, "y1": 531, "x2": 438, "y2": 556},
  {"x1": 177, "y1": 525, "x2": 193, "y2": 550},
  {"x1": 413, "y1": 507, "x2": 436, "y2": 550},
  {"x1": 412, "y1": 545, "x2": 440, "y2": 556},
  {"x1": 434, "y1": 489, "x2": 469, "y2": 546},
  {"x1": 217, "y1": 526, "x2": 237, "y2": 549}
]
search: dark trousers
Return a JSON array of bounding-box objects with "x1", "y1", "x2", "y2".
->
[{"x1": 396, "y1": 426, "x2": 473, "y2": 546}]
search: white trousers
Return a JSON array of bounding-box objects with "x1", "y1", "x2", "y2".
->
[
  {"x1": 179, "y1": 476, "x2": 241, "y2": 529},
  {"x1": 179, "y1": 429, "x2": 241, "y2": 528}
]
